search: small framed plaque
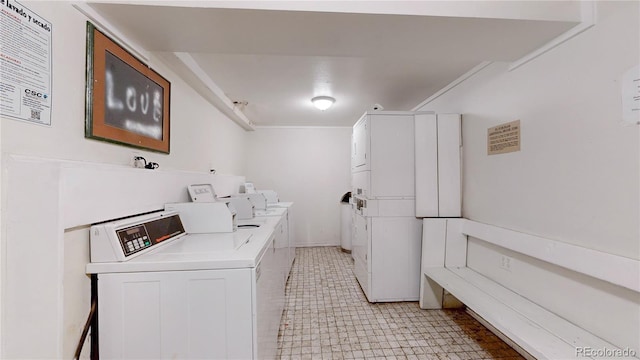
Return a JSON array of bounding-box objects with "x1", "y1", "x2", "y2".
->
[{"x1": 488, "y1": 120, "x2": 521, "y2": 155}]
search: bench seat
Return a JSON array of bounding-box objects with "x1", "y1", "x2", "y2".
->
[{"x1": 424, "y1": 266, "x2": 622, "y2": 359}]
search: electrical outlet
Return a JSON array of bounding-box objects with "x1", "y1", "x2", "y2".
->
[{"x1": 500, "y1": 255, "x2": 512, "y2": 272}]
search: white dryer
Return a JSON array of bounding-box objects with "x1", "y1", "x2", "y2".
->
[{"x1": 86, "y1": 210, "x2": 285, "y2": 360}]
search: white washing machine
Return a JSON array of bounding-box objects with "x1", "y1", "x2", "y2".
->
[
  {"x1": 86, "y1": 210, "x2": 285, "y2": 360},
  {"x1": 253, "y1": 204, "x2": 295, "y2": 276}
]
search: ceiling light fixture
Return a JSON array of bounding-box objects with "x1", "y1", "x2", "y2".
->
[{"x1": 311, "y1": 96, "x2": 335, "y2": 111}]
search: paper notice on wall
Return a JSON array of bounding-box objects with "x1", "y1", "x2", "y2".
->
[
  {"x1": 487, "y1": 120, "x2": 521, "y2": 155},
  {"x1": 621, "y1": 64, "x2": 640, "y2": 125},
  {"x1": 0, "y1": 0, "x2": 52, "y2": 126}
]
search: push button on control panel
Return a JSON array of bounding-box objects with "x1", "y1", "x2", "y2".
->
[{"x1": 117, "y1": 225, "x2": 152, "y2": 256}]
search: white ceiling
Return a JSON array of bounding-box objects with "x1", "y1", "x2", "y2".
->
[{"x1": 86, "y1": 1, "x2": 580, "y2": 128}]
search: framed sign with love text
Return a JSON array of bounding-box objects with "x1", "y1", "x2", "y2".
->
[{"x1": 85, "y1": 22, "x2": 170, "y2": 153}]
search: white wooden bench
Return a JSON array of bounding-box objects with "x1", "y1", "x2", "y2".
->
[{"x1": 419, "y1": 219, "x2": 640, "y2": 360}]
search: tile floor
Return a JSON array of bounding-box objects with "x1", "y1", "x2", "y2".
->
[{"x1": 277, "y1": 246, "x2": 524, "y2": 360}]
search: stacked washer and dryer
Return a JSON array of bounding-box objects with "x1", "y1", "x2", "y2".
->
[{"x1": 350, "y1": 111, "x2": 461, "y2": 302}]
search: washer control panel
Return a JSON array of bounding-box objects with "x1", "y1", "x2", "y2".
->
[
  {"x1": 90, "y1": 211, "x2": 187, "y2": 263},
  {"x1": 116, "y1": 224, "x2": 152, "y2": 256}
]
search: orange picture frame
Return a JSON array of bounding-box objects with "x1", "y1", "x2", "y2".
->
[{"x1": 85, "y1": 22, "x2": 170, "y2": 153}]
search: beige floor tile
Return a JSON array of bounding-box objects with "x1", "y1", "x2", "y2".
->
[{"x1": 277, "y1": 247, "x2": 523, "y2": 360}]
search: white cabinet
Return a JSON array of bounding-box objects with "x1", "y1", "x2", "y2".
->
[{"x1": 414, "y1": 113, "x2": 462, "y2": 217}]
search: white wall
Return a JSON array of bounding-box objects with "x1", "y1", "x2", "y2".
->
[
  {"x1": 418, "y1": 1, "x2": 638, "y2": 352},
  {"x1": 0, "y1": 2, "x2": 247, "y2": 175},
  {"x1": 0, "y1": 2, "x2": 247, "y2": 358},
  {"x1": 244, "y1": 127, "x2": 351, "y2": 247}
]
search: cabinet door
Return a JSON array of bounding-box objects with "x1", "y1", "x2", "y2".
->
[
  {"x1": 415, "y1": 113, "x2": 439, "y2": 216},
  {"x1": 98, "y1": 269, "x2": 253, "y2": 359},
  {"x1": 415, "y1": 114, "x2": 461, "y2": 217},
  {"x1": 352, "y1": 116, "x2": 369, "y2": 169},
  {"x1": 436, "y1": 114, "x2": 461, "y2": 217}
]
